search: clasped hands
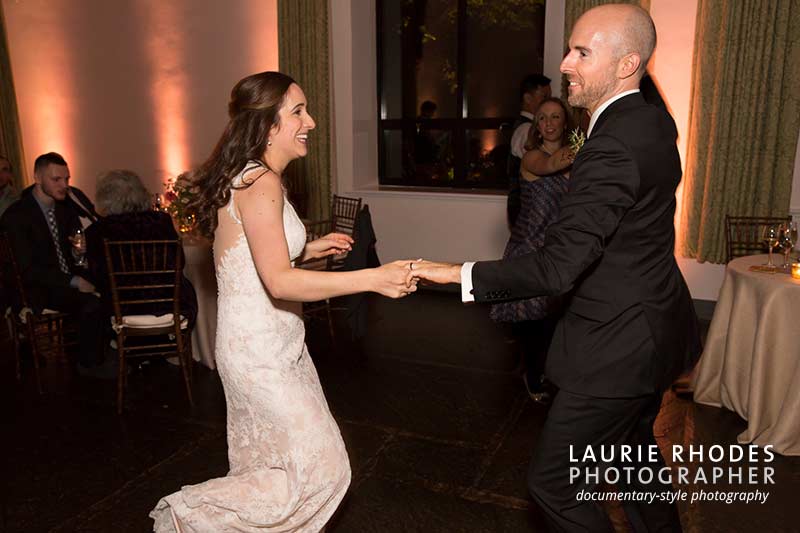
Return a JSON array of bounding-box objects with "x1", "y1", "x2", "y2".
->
[
  {"x1": 374, "y1": 259, "x2": 462, "y2": 299},
  {"x1": 305, "y1": 233, "x2": 460, "y2": 299}
]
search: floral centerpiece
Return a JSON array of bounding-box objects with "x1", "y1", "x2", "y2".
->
[{"x1": 163, "y1": 176, "x2": 197, "y2": 234}]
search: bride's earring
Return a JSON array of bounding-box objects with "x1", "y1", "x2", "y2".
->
[{"x1": 267, "y1": 140, "x2": 272, "y2": 146}]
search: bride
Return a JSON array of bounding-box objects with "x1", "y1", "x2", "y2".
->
[{"x1": 151, "y1": 71, "x2": 417, "y2": 532}]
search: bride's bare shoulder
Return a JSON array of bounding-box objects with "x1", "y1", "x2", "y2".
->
[
  {"x1": 238, "y1": 166, "x2": 281, "y2": 197},
  {"x1": 236, "y1": 168, "x2": 283, "y2": 215}
]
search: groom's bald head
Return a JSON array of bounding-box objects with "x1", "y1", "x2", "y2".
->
[
  {"x1": 580, "y1": 4, "x2": 656, "y2": 79},
  {"x1": 561, "y1": 3, "x2": 657, "y2": 111}
]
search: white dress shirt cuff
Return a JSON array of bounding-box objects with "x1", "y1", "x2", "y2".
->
[{"x1": 461, "y1": 262, "x2": 476, "y2": 303}]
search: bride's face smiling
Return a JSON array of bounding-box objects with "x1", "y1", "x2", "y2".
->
[{"x1": 268, "y1": 83, "x2": 316, "y2": 161}]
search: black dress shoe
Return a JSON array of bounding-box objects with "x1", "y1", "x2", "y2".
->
[{"x1": 523, "y1": 374, "x2": 552, "y2": 405}]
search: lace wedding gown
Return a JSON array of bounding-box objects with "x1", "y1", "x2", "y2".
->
[{"x1": 151, "y1": 164, "x2": 351, "y2": 532}]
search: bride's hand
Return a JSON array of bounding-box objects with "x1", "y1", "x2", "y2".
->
[
  {"x1": 372, "y1": 260, "x2": 420, "y2": 298},
  {"x1": 304, "y1": 232, "x2": 353, "y2": 260}
]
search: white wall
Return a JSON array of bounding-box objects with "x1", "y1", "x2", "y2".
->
[{"x1": 4, "y1": 0, "x2": 278, "y2": 197}]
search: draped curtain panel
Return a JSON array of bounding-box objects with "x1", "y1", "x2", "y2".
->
[
  {"x1": 679, "y1": 0, "x2": 800, "y2": 263},
  {"x1": 278, "y1": 0, "x2": 332, "y2": 222},
  {"x1": 0, "y1": 3, "x2": 27, "y2": 187}
]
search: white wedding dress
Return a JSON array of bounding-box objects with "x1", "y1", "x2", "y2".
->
[{"x1": 151, "y1": 163, "x2": 351, "y2": 532}]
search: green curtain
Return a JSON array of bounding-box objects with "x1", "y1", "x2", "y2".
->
[
  {"x1": 679, "y1": 0, "x2": 800, "y2": 263},
  {"x1": 0, "y1": 2, "x2": 27, "y2": 187},
  {"x1": 278, "y1": 0, "x2": 331, "y2": 222}
]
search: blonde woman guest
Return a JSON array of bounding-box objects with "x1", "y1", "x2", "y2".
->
[{"x1": 491, "y1": 98, "x2": 576, "y2": 403}]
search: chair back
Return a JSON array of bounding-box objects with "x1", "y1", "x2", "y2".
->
[
  {"x1": 103, "y1": 239, "x2": 183, "y2": 327},
  {"x1": 331, "y1": 195, "x2": 362, "y2": 236},
  {"x1": 725, "y1": 215, "x2": 792, "y2": 263},
  {"x1": 0, "y1": 232, "x2": 29, "y2": 311}
]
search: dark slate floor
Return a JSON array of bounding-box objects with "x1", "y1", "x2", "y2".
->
[{"x1": 2, "y1": 291, "x2": 798, "y2": 532}]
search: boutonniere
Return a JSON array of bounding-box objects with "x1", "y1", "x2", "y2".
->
[{"x1": 568, "y1": 128, "x2": 586, "y2": 156}]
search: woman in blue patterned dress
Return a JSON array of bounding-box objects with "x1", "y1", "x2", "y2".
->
[{"x1": 491, "y1": 98, "x2": 576, "y2": 402}]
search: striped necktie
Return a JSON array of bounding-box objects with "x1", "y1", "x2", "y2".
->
[{"x1": 46, "y1": 207, "x2": 70, "y2": 274}]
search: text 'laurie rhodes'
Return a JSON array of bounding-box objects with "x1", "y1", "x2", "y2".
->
[{"x1": 568, "y1": 444, "x2": 776, "y2": 486}]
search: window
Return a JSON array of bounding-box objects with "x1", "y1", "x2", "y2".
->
[{"x1": 377, "y1": 0, "x2": 546, "y2": 190}]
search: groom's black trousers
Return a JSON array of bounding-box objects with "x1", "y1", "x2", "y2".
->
[{"x1": 528, "y1": 390, "x2": 682, "y2": 533}]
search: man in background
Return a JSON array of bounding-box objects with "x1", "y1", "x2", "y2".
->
[{"x1": 19, "y1": 152, "x2": 99, "y2": 228}]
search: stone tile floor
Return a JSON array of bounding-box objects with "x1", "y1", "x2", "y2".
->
[{"x1": 2, "y1": 291, "x2": 797, "y2": 532}]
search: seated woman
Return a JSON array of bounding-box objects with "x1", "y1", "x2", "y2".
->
[
  {"x1": 85, "y1": 169, "x2": 198, "y2": 327},
  {"x1": 490, "y1": 97, "x2": 576, "y2": 403}
]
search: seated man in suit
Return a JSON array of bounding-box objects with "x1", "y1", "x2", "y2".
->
[{"x1": 0, "y1": 152, "x2": 107, "y2": 376}]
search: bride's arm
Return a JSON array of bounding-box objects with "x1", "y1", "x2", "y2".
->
[{"x1": 238, "y1": 173, "x2": 415, "y2": 302}]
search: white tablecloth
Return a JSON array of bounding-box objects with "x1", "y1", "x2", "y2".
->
[
  {"x1": 692, "y1": 254, "x2": 800, "y2": 455},
  {"x1": 182, "y1": 237, "x2": 217, "y2": 369}
]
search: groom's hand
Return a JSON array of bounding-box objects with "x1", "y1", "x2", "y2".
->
[{"x1": 411, "y1": 260, "x2": 462, "y2": 285}]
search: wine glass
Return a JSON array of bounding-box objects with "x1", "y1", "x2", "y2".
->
[
  {"x1": 762, "y1": 224, "x2": 779, "y2": 267},
  {"x1": 780, "y1": 223, "x2": 796, "y2": 269},
  {"x1": 69, "y1": 227, "x2": 87, "y2": 268},
  {"x1": 153, "y1": 193, "x2": 164, "y2": 212}
]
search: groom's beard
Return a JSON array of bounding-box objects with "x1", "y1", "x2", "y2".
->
[{"x1": 568, "y1": 68, "x2": 617, "y2": 110}]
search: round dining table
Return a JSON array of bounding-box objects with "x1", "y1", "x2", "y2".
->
[
  {"x1": 182, "y1": 235, "x2": 217, "y2": 369},
  {"x1": 692, "y1": 254, "x2": 800, "y2": 455}
]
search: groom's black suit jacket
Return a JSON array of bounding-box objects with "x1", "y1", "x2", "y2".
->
[{"x1": 473, "y1": 93, "x2": 701, "y2": 398}]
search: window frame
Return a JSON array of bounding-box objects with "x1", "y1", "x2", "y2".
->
[{"x1": 376, "y1": 0, "x2": 543, "y2": 190}]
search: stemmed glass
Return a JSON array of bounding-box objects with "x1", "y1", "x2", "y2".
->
[
  {"x1": 762, "y1": 225, "x2": 779, "y2": 268},
  {"x1": 781, "y1": 222, "x2": 798, "y2": 269},
  {"x1": 69, "y1": 227, "x2": 87, "y2": 268}
]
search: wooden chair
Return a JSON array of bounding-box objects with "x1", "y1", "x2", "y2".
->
[
  {"x1": 298, "y1": 196, "x2": 363, "y2": 340},
  {"x1": 725, "y1": 215, "x2": 792, "y2": 263},
  {"x1": 103, "y1": 239, "x2": 193, "y2": 414},
  {"x1": 0, "y1": 232, "x2": 74, "y2": 393},
  {"x1": 328, "y1": 195, "x2": 362, "y2": 269},
  {"x1": 331, "y1": 195, "x2": 362, "y2": 235}
]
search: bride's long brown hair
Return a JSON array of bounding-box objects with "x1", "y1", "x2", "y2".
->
[{"x1": 182, "y1": 71, "x2": 295, "y2": 238}]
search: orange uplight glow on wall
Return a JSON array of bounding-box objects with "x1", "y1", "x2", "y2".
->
[
  {"x1": 135, "y1": 2, "x2": 190, "y2": 185},
  {"x1": 27, "y1": 80, "x2": 75, "y2": 176},
  {"x1": 648, "y1": 0, "x2": 699, "y2": 249},
  {"x1": 12, "y1": 9, "x2": 76, "y2": 183}
]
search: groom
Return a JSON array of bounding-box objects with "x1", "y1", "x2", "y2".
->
[{"x1": 413, "y1": 4, "x2": 701, "y2": 532}]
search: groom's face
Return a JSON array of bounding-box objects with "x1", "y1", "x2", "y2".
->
[{"x1": 560, "y1": 15, "x2": 621, "y2": 114}]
